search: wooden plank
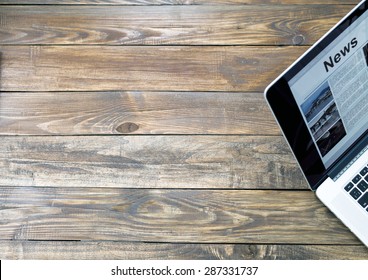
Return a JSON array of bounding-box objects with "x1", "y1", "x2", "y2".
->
[
  {"x1": 1, "y1": 241, "x2": 367, "y2": 259},
  {"x1": 0, "y1": 136, "x2": 305, "y2": 189},
  {"x1": 0, "y1": 187, "x2": 358, "y2": 244},
  {"x1": 0, "y1": 46, "x2": 307, "y2": 92},
  {"x1": 0, "y1": 5, "x2": 352, "y2": 46},
  {"x1": 0, "y1": 91, "x2": 278, "y2": 135},
  {"x1": 0, "y1": 1, "x2": 358, "y2": 5}
]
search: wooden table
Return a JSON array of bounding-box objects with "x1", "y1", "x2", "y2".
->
[{"x1": 0, "y1": 0, "x2": 367, "y2": 260}]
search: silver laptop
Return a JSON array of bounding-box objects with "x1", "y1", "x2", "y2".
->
[{"x1": 265, "y1": 0, "x2": 368, "y2": 246}]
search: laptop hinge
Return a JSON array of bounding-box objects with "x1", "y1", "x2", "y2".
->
[{"x1": 330, "y1": 131, "x2": 368, "y2": 181}]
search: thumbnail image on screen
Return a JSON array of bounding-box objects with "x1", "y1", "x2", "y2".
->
[{"x1": 301, "y1": 82, "x2": 347, "y2": 156}]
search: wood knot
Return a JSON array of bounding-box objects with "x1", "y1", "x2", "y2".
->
[
  {"x1": 292, "y1": 34, "x2": 305, "y2": 45},
  {"x1": 116, "y1": 122, "x2": 139, "y2": 133}
]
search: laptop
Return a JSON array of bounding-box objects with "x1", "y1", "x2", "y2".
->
[{"x1": 265, "y1": 0, "x2": 368, "y2": 246}]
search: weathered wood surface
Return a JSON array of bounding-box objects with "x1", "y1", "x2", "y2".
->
[
  {"x1": 0, "y1": 5, "x2": 352, "y2": 46},
  {"x1": 0, "y1": 0, "x2": 358, "y2": 5},
  {"x1": 0, "y1": 136, "x2": 306, "y2": 189},
  {"x1": 0, "y1": 187, "x2": 357, "y2": 244},
  {"x1": 0, "y1": 91, "x2": 278, "y2": 135},
  {"x1": 0, "y1": 46, "x2": 306, "y2": 92},
  {"x1": 0, "y1": 1, "x2": 366, "y2": 260},
  {"x1": 1, "y1": 241, "x2": 367, "y2": 260}
]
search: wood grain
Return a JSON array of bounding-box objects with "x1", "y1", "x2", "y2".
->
[
  {"x1": 0, "y1": 136, "x2": 306, "y2": 189},
  {"x1": 0, "y1": 187, "x2": 357, "y2": 244},
  {"x1": 0, "y1": 5, "x2": 352, "y2": 46},
  {"x1": 1, "y1": 0, "x2": 363, "y2": 259},
  {"x1": 0, "y1": 91, "x2": 278, "y2": 135},
  {"x1": 1, "y1": 241, "x2": 367, "y2": 260},
  {"x1": 0, "y1": 46, "x2": 307, "y2": 92},
  {"x1": 0, "y1": 1, "x2": 358, "y2": 5}
]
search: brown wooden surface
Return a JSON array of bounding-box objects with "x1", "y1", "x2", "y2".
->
[
  {"x1": 0, "y1": 187, "x2": 355, "y2": 244},
  {"x1": 0, "y1": 136, "x2": 306, "y2": 189},
  {"x1": 0, "y1": 92, "x2": 278, "y2": 135},
  {"x1": 0, "y1": 1, "x2": 367, "y2": 260},
  {"x1": 1, "y1": 241, "x2": 368, "y2": 260},
  {"x1": 0, "y1": 46, "x2": 306, "y2": 92},
  {"x1": 0, "y1": 5, "x2": 352, "y2": 46},
  {"x1": 0, "y1": 1, "x2": 359, "y2": 5}
]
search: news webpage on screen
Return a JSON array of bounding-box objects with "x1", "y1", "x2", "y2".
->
[{"x1": 289, "y1": 10, "x2": 368, "y2": 168}]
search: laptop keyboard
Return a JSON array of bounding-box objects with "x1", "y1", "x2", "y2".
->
[{"x1": 345, "y1": 166, "x2": 368, "y2": 210}]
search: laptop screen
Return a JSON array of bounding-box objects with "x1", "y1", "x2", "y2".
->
[
  {"x1": 265, "y1": 1, "x2": 368, "y2": 189},
  {"x1": 289, "y1": 7, "x2": 368, "y2": 169}
]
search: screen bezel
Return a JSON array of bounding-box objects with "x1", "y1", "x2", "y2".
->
[{"x1": 265, "y1": 1, "x2": 368, "y2": 190}]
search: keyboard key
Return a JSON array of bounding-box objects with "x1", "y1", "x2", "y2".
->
[
  {"x1": 350, "y1": 188, "x2": 362, "y2": 200},
  {"x1": 357, "y1": 180, "x2": 368, "y2": 192},
  {"x1": 361, "y1": 167, "x2": 368, "y2": 176},
  {"x1": 344, "y1": 182, "x2": 354, "y2": 192},
  {"x1": 352, "y1": 174, "x2": 362, "y2": 184},
  {"x1": 358, "y1": 193, "x2": 368, "y2": 208}
]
